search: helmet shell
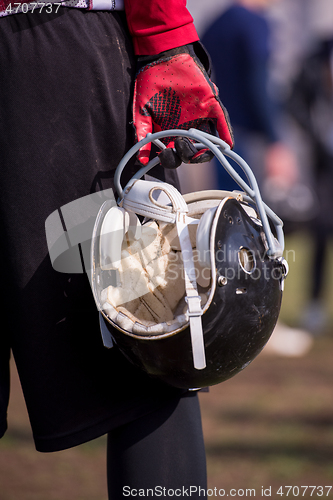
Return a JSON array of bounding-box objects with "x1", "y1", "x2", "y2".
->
[{"x1": 99, "y1": 197, "x2": 283, "y2": 389}]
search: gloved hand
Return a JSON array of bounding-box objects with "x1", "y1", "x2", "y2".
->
[{"x1": 133, "y1": 43, "x2": 234, "y2": 166}]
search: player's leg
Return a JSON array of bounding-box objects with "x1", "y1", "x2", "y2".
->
[{"x1": 107, "y1": 392, "x2": 207, "y2": 499}]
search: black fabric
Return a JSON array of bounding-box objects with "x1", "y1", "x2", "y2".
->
[
  {"x1": 107, "y1": 392, "x2": 207, "y2": 499},
  {"x1": 0, "y1": 339, "x2": 10, "y2": 439},
  {"x1": 0, "y1": 8, "x2": 185, "y2": 452}
]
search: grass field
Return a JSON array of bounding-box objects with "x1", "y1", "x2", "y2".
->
[{"x1": 1, "y1": 231, "x2": 333, "y2": 499}]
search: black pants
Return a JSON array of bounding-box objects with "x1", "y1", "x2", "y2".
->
[{"x1": 107, "y1": 393, "x2": 207, "y2": 500}]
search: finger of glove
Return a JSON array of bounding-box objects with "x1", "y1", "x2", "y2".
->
[
  {"x1": 134, "y1": 115, "x2": 153, "y2": 165},
  {"x1": 191, "y1": 58, "x2": 234, "y2": 147},
  {"x1": 174, "y1": 137, "x2": 206, "y2": 164},
  {"x1": 206, "y1": 98, "x2": 234, "y2": 148},
  {"x1": 137, "y1": 143, "x2": 152, "y2": 166},
  {"x1": 158, "y1": 147, "x2": 182, "y2": 170},
  {"x1": 133, "y1": 84, "x2": 154, "y2": 165},
  {"x1": 174, "y1": 138, "x2": 213, "y2": 165},
  {"x1": 189, "y1": 148, "x2": 214, "y2": 164},
  {"x1": 174, "y1": 137, "x2": 198, "y2": 163}
]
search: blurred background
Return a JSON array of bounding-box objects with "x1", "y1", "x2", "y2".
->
[{"x1": 1, "y1": 0, "x2": 333, "y2": 498}]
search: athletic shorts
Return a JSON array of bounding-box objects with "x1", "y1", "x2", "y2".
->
[{"x1": 0, "y1": 8, "x2": 185, "y2": 452}]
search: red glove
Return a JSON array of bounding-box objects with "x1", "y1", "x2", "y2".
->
[{"x1": 133, "y1": 44, "x2": 234, "y2": 165}]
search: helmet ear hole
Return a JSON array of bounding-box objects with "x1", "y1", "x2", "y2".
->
[
  {"x1": 196, "y1": 206, "x2": 217, "y2": 268},
  {"x1": 238, "y1": 247, "x2": 256, "y2": 274}
]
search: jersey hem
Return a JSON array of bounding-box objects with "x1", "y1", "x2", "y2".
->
[{"x1": 33, "y1": 393, "x2": 186, "y2": 452}]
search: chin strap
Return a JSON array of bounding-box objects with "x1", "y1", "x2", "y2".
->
[
  {"x1": 121, "y1": 179, "x2": 206, "y2": 370},
  {"x1": 176, "y1": 213, "x2": 206, "y2": 370}
]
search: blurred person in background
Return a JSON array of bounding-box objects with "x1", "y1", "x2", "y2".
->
[
  {"x1": 288, "y1": 37, "x2": 333, "y2": 335},
  {"x1": 201, "y1": 0, "x2": 298, "y2": 192},
  {"x1": 202, "y1": 0, "x2": 314, "y2": 356}
]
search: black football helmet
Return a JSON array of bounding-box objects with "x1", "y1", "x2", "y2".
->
[{"x1": 90, "y1": 129, "x2": 288, "y2": 389}]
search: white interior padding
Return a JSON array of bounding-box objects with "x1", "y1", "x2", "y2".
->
[{"x1": 101, "y1": 202, "x2": 215, "y2": 335}]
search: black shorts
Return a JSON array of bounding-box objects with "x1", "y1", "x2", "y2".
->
[{"x1": 0, "y1": 8, "x2": 185, "y2": 452}]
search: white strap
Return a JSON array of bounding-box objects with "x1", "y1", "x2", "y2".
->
[
  {"x1": 122, "y1": 180, "x2": 188, "y2": 223},
  {"x1": 176, "y1": 213, "x2": 206, "y2": 370}
]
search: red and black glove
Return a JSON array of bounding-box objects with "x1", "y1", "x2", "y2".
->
[{"x1": 133, "y1": 43, "x2": 234, "y2": 167}]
